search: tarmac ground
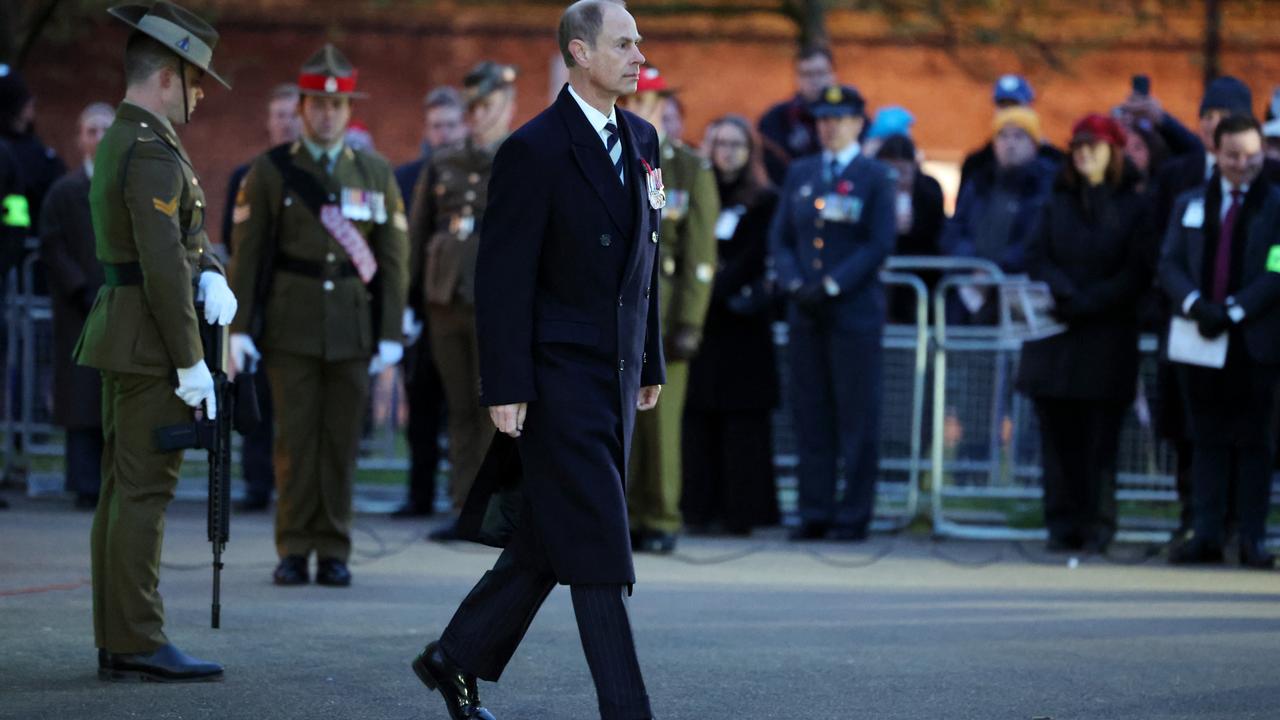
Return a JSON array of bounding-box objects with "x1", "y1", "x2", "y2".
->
[{"x1": 2, "y1": 497, "x2": 1280, "y2": 720}]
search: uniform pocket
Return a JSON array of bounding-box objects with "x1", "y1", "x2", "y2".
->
[{"x1": 535, "y1": 319, "x2": 599, "y2": 347}]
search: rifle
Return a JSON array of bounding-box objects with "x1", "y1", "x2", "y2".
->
[{"x1": 154, "y1": 306, "x2": 257, "y2": 629}]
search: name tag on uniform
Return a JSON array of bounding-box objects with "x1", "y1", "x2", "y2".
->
[
  {"x1": 818, "y1": 193, "x2": 862, "y2": 224},
  {"x1": 1182, "y1": 199, "x2": 1205, "y2": 229},
  {"x1": 664, "y1": 189, "x2": 690, "y2": 220}
]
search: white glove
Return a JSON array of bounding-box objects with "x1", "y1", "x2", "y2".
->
[
  {"x1": 175, "y1": 361, "x2": 217, "y2": 419},
  {"x1": 368, "y1": 339, "x2": 404, "y2": 375},
  {"x1": 230, "y1": 333, "x2": 261, "y2": 374},
  {"x1": 197, "y1": 271, "x2": 238, "y2": 326},
  {"x1": 402, "y1": 308, "x2": 424, "y2": 346}
]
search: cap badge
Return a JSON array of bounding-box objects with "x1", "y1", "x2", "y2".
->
[
  {"x1": 999, "y1": 75, "x2": 1020, "y2": 91},
  {"x1": 325, "y1": 76, "x2": 338, "y2": 93},
  {"x1": 177, "y1": 36, "x2": 191, "y2": 52},
  {"x1": 825, "y1": 86, "x2": 842, "y2": 103}
]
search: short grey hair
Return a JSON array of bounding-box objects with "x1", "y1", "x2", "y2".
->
[
  {"x1": 423, "y1": 86, "x2": 463, "y2": 111},
  {"x1": 557, "y1": 0, "x2": 627, "y2": 68},
  {"x1": 79, "y1": 102, "x2": 115, "y2": 127}
]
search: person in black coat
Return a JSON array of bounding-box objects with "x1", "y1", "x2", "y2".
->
[
  {"x1": 875, "y1": 133, "x2": 944, "y2": 324},
  {"x1": 37, "y1": 103, "x2": 115, "y2": 509},
  {"x1": 410, "y1": 4, "x2": 664, "y2": 719},
  {"x1": 1160, "y1": 115, "x2": 1280, "y2": 570},
  {"x1": 1017, "y1": 114, "x2": 1154, "y2": 553},
  {"x1": 757, "y1": 46, "x2": 834, "y2": 186},
  {"x1": 682, "y1": 114, "x2": 780, "y2": 535}
]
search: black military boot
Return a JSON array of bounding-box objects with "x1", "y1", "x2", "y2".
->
[
  {"x1": 412, "y1": 641, "x2": 496, "y2": 720},
  {"x1": 272, "y1": 555, "x2": 309, "y2": 585}
]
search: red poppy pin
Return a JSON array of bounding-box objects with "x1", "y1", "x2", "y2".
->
[{"x1": 836, "y1": 179, "x2": 854, "y2": 196}]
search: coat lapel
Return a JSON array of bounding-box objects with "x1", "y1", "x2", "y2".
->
[
  {"x1": 556, "y1": 86, "x2": 631, "y2": 236},
  {"x1": 617, "y1": 109, "x2": 650, "y2": 293}
]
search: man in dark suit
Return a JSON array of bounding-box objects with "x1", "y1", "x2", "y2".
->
[
  {"x1": 1160, "y1": 115, "x2": 1280, "y2": 569},
  {"x1": 769, "y1": 84, "x2": 896, "y2": 541},
  {"x1": 757, "y1": 46, "x2": 834, "y2": 186},
  {"x1": 409, "y1": 2, "x2": 664, "y2": 719},
  {"x1": 38, "y1": 102, "x2": 114, "y2": 509}
]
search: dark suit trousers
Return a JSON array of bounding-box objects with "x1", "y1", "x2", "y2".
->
[
  {"x1": 241, "y1": 369, "x2": 275, "y2": 502},
  {"x1": 440, "y1": 514, "x2": 652, "y2": 720},
  {"x1": 787, "y1": 310, "x2": 882, "y2": 530},
  {"x1": 681, "y1": 408, "x2": 779, "y2": 532},
  {"x1": 65, "y1": 427, "x2": 103, "y2": 498},
  {"x1": 405, "y1": 340, "x2": 444, "y2": 511},
  {"x1": 1179, "y1": 345, "x2": 1280, "y2": 544},
  {"x1": 1034, "y1": 398, "x2": 1124, "y2": 544}
]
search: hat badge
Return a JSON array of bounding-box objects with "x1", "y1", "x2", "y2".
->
[
  {"x1": 177, "y1": 36, "x2": 191, "y2": 52},
  {"x1": 999, "y1": 75, "x2": 1020, "y2": 91},
  {"x1": 825, "y1": 85, "x2": 842, "y2": 104},
  {"x1": 325, "y1": 76, "x2": 338, "y2": 93}
]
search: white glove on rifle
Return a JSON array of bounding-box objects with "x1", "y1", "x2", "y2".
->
[
  {"x1": 402, "y1": 308, "x2": 424, "y2": 346},
  {"x1": 197, "y1": 271, "x2": 238, "y2": 326},
  {"x1": 230, "y1": 333, "x2": 261, "y2": 374},
  {"x1": 368, "y1": 340, "x2": 404, "y2": 376},
  {"x1": 175, "y1": 361, "x2": 217, "y2": 419}
]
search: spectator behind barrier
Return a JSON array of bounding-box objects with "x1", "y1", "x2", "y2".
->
[
  {"x1": 875, "y1": 133, "x2": 944, "y2": 325},
  {"x1": 757, "y1": 45, "x2": 834, "y2": 186},
  {"x1": 1016, "y1": 114, "x2": 1155, "y2": 554},
  {"x1": 958, "y1": 74, "x2": 1063, "y2": 194},
  {"x1": 941, "y1": 106, "x2": 1056, "y2": 323},
  {"x1": 682, "y1": 114, "x2": 781, "y2": 537}
]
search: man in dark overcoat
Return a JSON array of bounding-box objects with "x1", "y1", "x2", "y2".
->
[
  {"x1": 409, "y1": 2, "x2": 664, "y2": 719},
  {"x1": 38, "y1": 102, "x2": 114, "y2": 509},
  {"x1": 1160, "y1": 115, "x2": 1280, "y2": 570}
]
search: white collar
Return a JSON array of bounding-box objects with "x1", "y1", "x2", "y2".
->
[
  {"x1": 84, "y1": 158, "x2": 94, "y2": 180},
  {"x1": 567, "y1": 83, "x2": 617, "y2": 138},
  {"x1": 823, "y1": 142, "x2": 861, "y2": 173},
  {"x1": 1204, "y1": 152, "x2": 1217, "y2": 180},
  {"x1": 1220, "y1": 176, "x2": 1249, "y2": 198}
]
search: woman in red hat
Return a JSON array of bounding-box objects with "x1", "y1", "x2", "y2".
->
[{"x1": 1016, "y1": 113, "x2": 1156, "y2": 554}]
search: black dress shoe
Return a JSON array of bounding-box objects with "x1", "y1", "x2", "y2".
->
[
  {"x1": 273, "y1": 555, "x2": 309, "y2": 585},
  {"x1": 829, "y1": 525, "x2": 869, "y2": 542},
  {"x1": 412, "y1": 640, "x2": 496, "y2": 720},
  {"x1": 1169, "y1": 536, "x2": 1225, "y2": 565},
  {"x1": 635, "y1": 531, "x2": 677, "y2": 554},
  {"x1": 234, "y1": 495, "x2": 270, "y2": 512},
  {"x1": 316, "y1": 558, "x2": 352, "y2": 587},
  {"x1": 1239, "y1": 538, "x2": 1276, "y2": 570},
  {"x1": 788, "y1": 522, "x2": 829, "y2": 541},
  {"x1": 429, "y1": 521, "x2": 462, "y2": 542},
  {"x1": 106, "y1": 643, "x2": 223, "y2": 683},
  {"x1": 391, "y1": 503, "x2": 433, "y2": 519}
]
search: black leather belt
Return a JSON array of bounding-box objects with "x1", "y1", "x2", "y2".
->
[
  {"x1": 276, "y1": 253, "x2": 358, "y2": 279},
  {"x1": 103, "y1": 262, "x2": 143, "y2": 287}
]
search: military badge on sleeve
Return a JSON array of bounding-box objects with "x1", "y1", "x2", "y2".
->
[{"x1": 152, "y1": 195, "x2": 178, "y2": 217}]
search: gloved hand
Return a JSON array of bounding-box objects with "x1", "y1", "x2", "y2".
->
[
  {"x1": 402, "y1": 308, "x2": 424, "y2": 346},
  {"x1": 793, "y1": 281, "x2": 826, "y2": 313},
  {"x1": 230, "y1": 333, "x2": 261, "y2": 374},
  {"x1": 1190, "y1": 299, "x2": 1229, "y2": 338},
  {"x1": 197, "y1": 271, "x2": 238, "y2": 326},
  {"x1": 368, "y1": 339, "x2": 405, "y2": 376},
  {"x1": 175, "y1": 361, "x2": 217, "y2": 419}
]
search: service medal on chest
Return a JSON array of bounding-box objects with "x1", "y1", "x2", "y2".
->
[{"x1": 641, "y1": 158, "x2": 666, "y2": 210}]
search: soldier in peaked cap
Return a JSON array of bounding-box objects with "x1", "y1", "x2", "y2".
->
[
  {"x1": 228, "y1": 44, "x2": 408, "y2": 588},
  {"x1": 72, "y1": 0, "x2": 234, "y2": 682},
  {"x1": 618, "y1": 65, "x2": 718, "y2": 554},
  {"x1": 409, "y1": 61, "x2": 517, "y2": 541},
  {"x1": 769, "y1": 83, "x2": 896, "y2": 543}
]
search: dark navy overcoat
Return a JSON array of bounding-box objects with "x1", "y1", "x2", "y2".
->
[{"x1": 463, "y1": 85, "x2": 666, "y2": 586}]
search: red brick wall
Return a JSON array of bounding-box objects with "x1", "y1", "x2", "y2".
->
[{"x1": 22, "y1": 8, "x2": 1280, "y2": 243}]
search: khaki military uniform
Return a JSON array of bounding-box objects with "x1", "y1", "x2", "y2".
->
[
  {"x1": 73, "y1": 101, "x2": 221, "y2": 654},
  {"x1": 408, "y1": 140, "x2": 496, "y2": 509},
  {"x1": 628, "y1": 138, "x2": 719, "y2": 535},
  {"x1": 229, "y1": 141, "x2": 407, "y2": 561}
]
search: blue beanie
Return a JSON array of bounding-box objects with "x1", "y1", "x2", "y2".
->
[
  {"x1": 867, "y1": 106, "x2": 915, "y2": 140},
  {"x1": 1201, "y1": 76, "x2": 1252, "y2": 117}
]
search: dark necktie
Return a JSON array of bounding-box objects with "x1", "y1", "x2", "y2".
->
[
  {"x1": 827, "y1": 157, "x2": 841, "y2": 187},
  {"x1": 604, "y1": 122, "x2": 624, "y2": 186},
  {"x1": 1210, "y1": 189, "x2": 1243, "y2": 303}
]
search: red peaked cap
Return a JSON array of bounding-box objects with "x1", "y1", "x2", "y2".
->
[
  {"x1": 1070, "y1": 113, "x2": 1127, "y2": 147},
  {"x1": 635, "y1": 66, "x2": 671, "y2": 94}
]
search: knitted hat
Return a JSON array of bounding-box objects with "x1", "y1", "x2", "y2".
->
[
  {"x1": 993, "y1": 106, "x2": 1041, "y2": 142},
  {"x1": 1200, "y1": 76, "x2": 1252, "y2": 117},
  {"x1": 1070, "y1": 113, "x2": 1127, "y2": 147}
]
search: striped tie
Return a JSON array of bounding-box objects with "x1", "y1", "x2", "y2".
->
[{"x1": 605, "y1": 122, "x2": 624, "y2": 186}]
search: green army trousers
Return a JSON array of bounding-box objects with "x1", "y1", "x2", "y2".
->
[
  {"x1": 627, "y1": 360, "x2": 690, "y2": 534},
  {"x1": 266, "y1": 352, "x2": 369, "y2": 562},
  {"x1": 92, "y1": 371, "x2": 191, "y2": 654},
  {"x1": 428, "y1": 303, "x2": 494, "y2": 510}
]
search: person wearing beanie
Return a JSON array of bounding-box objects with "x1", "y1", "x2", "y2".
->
[
  {"x1": 942, "y1": 105, "x2": 1057, "y2": 322},
  {"x1": 958, "y1": 74, "x2": 1063, "y2": 193},
  {"x1": 0, "y1": 63, "x2": 66, "y2": 237},
  {"x1": 1017, "y1": 112, "x2": 1154, "y2": 554},
  {"x1": 862, "y1": 105, "x2": 914, "y2": 158}
]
